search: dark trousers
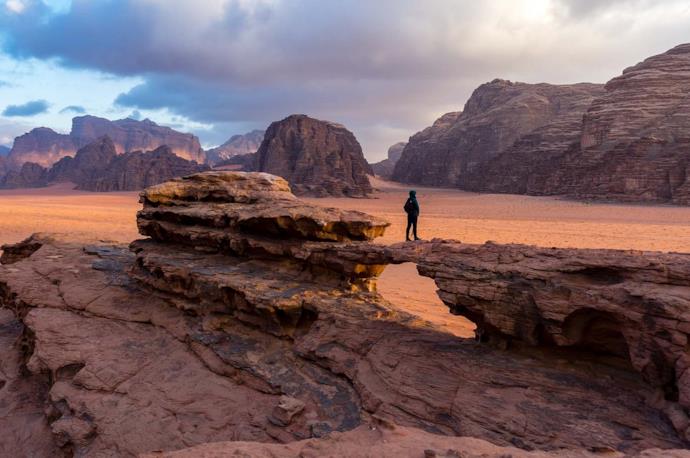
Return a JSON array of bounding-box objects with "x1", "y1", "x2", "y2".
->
[{"x1": 406, "y1": 213, "x2": 418, "y2": 240}]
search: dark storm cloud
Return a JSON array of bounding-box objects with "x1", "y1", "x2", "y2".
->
[
  {"x1": 59, "y1": 104, "x2": 86, "y2": 114},
  {"x1": 2, "y1": 99, "x2": 49, "y2": 117},
  {"x1": 2, "y1": 0, "x2": 690, "y2": 158}
]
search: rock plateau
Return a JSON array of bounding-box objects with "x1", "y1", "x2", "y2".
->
[{"x1": 1, "y1": 171, "x2": 689, "y2": 456}]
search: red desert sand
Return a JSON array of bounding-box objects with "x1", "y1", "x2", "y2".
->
[{"x1": 3, "y1": 177, "x2": 690, "y2": 338}]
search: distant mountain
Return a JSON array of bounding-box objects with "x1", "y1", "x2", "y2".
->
[
  {"x1": 392, "y1": 80, "x2": 604, "y2": 187},
  {"x1": 206, "y1": 130, "x2": 264, "y2": 166},
  {"x1": 0, "y1": 145, "x2": 10, "y2": 156},
  {"x1": 0, "y1": 136, "x2": 208, "y2": 191},
  {"x1": 370, "y1": 142, "x2": 406, "y2": 179},
  {"x1": 5, "y1": 115, "x2": 205, "y2": 170},
  {"x1": 255, "y1": 114, "x2": 373, "y2": 197},
  {"x1": 392, "y1": 44, "x2": 690, "y2": 205}
]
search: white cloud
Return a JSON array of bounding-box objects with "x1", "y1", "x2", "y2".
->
[{"x1": 5, "y1": 0, "x2": 26, "y2": 14}]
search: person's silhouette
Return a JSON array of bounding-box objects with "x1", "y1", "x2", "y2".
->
[{"x1": 404, "y1": 190, "x2": 420, "y2": 241}]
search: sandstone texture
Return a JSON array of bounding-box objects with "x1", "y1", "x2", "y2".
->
[
  {"x1": 1, "y1": 171, "x2": 689, "y2": 456},
  {"x1": 393, "y1": 44, "x2": 690, "y2": 205},
  {"x1": 371, "y1": 142, "x2": 407, "y2": 179},
  {"x1": 206, "y1": 130, "x2": 265, "y2": 166},
  {"x1": 392, "y1": 80, "x2": 603, "y2": 187},
  {"x1": 540, "y1": 43, "x2": 690, "y2": 203},
  {"x1": 255, "y1": 114, "x2": 373, "y2": 197},
  {"x1": 145, "y1": 421, "x2": 690, "y2": 458},
  {"x1": 5, "y1": 115, "x2": 205, "y2": 170}
]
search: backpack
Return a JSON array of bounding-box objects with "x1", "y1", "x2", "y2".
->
[{"x1": 403, "y1": 198, "x2": 414, "y2": 213}]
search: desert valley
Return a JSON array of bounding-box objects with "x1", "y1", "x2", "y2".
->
[{"x1": 3, "y1": 2, "x2": 690, "y2": 457}]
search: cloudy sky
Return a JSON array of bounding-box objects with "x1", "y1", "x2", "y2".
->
[{"x1": 0, "y1": 0, "x2": 689, "y2": 161}]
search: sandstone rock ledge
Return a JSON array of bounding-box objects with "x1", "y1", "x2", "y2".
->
[{"x1": 0, "y1": 171, "x2": 689, "y2": 457}]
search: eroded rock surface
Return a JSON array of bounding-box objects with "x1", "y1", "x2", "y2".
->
[
  {"x1": 255, "y1": 114, "x2": 373, "y2": 197},
  {"x1": 401, "y1": 239, "x2": 690, "y2": 438},
  {"x1": 392, "y1": 80, "x2": 603, "y2": 187},
  {"x1": 0, "y1": 171, "x2": 688, "y2": 456}
]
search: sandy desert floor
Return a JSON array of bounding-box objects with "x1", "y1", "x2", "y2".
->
[{"x1": 2, "y1": 178, "x2": 690, "y2": 337}]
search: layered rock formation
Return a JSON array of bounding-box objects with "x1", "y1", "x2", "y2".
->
[
  {"x1": 1, "y1": 171, "x2": 688, "y2": 456},
  {"x1": 255, "y1": 115, "x2": 373, "y2": 197},
  {"x1": 392, "y1": 81, "x2": 604, "y2": 187},
  {"x1": 206, "y1": 130, "x2": 265, "y2": 166},
  {"x1": 370, "y1": 141, "x2": 407, "y2": 179},
  {"x1": 538, "y1": 43, "x2": 690, "y2": 203},
  {"x1": 394, "y1": 44, "x2": 690, "y2": 204},
  {"x1": 5, "y1": 115, "x2": 205, "y2": 170},
  {"x1": 0, "y1": 136, "x2": 208, "y2": 191}
]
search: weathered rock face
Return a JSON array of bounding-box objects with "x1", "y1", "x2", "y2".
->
[
  {"x1": 370, "y1": 142, "x2": 407, "y2": 179},
  {"x1": 539, "y1": 43, "x2": 690, "y2": 203},
  {"x1": 5, "y1": 116, "x2": 205, "y2": 171},
  {"x1": 255, "y1": 115, "x2": 373, "y2": 197},
  {"x1": 47, "y1": 136, "x2": 118, "y2": 184},
  {"x1": 0, "y1": 145, "x2": 10, "y2": 155},
  {"x1": 1, "y1": 136, "x2": 208, "y2": 191},
  {"x1": 136, "y1": 171, "x2": 388, "y2": 288},
  {"x1": 78, "y1": 144, "x2": 209, "y2": 192},
  {"x1": 6, "y1": 127, "x2": 76, "y2": 169},
  {"x1": 71, "y1": 116, "x2": 205, "y2": 163},
  {"x1": 396, "y1": 44, "x2": 690, "y2": 205},
  {"x1": 206, "y1": 130, "x2": 265, "y2": 166},
  {"x1": 392, "y1": 80, "x2": 604, "y2": 187},
  {"x1": 407, "y1": 239, "x2": 690, "y2": 437},
  {"x1": 0, "y1": 161, "x2": 47, "y2": 189},
  {"x1": 1, "y1": 172, "x2": 689, "y2": 456}
]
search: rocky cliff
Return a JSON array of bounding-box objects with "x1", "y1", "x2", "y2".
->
[
  {"x1": 255, "y1": 115, "x2": 373, "y2": 197},
  {"x1": 392, "y1": 80, "x2": 604, "y2": 187},
  {"x1": 0, "y1": 161, "x2": 47, "y2": 188},
  {"x1": 206, "y1": 130, "x2": 265, "y2": 166},
  {"x1": 0, "y1": 171, "x2": 688, "y2": 456},
  {"x1": 79, "y1": 144, "x2": 210, "y2": 191},
  {"x1": 0, "y1": 145, "x2": 10, "y2": 155},
  {"x1": 5, "y1": 116, "x2": 205, "y2": 170},
  {"x1": 395, "y1": 44, "x2": 690, "y2": 204},
  {"x1": 0, "y1": 137, "x2": 208, "y2": 191},
  {"x1": 6, "y1": 127, "x2": 76, "y2": 169},
  {"x1": 538, "y1": 43, "x2": 690, "y2": 203},
  {"x1": 370, "y1": 141, "x2": 407, "y2": 179}
]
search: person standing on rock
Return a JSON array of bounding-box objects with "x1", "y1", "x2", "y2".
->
[{"x1": 404, "y1": 190, "x2": 420, "y2": 241}]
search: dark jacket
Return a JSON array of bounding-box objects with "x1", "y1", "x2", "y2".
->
[{"x1": 404, "y1": 193, "x2": 420, "y2": 217}]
